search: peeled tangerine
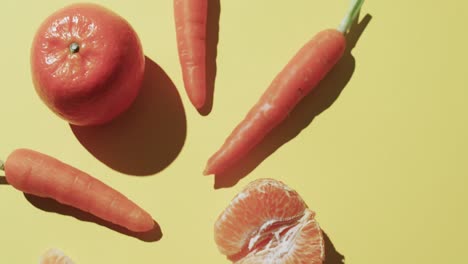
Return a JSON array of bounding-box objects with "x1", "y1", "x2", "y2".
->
[
  {"x1": 214, "y1": 179, "x2": 325, "y2": 264},
  {"x1": 39, "y1": 248, "x2": 75, "y2": 264}
]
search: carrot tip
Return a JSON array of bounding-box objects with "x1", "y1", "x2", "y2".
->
[
  {"x1": 192, "y1": 99, "x2": 205, "y2": 110},
  {"x1": 203, "y1": 167, "x2": 212, "y2": 176}
]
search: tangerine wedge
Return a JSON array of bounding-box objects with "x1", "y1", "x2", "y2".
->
[
  {"x1": 214, "y1": 178, "x2": 325, "y2": 264},
  {"x1": 39, "y1": 248, "x2": 75, "y2": 264}
]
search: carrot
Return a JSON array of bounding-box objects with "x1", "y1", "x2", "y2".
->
[
  {"x1": 0, "y1": 148, "x2": 154, "y2": 233},
  {"x1": 204, "y1": 0, "x2": 365, "y2": 175},
  {"x1": 174, "y1": 0, "x2": 208, "y2": 109}
]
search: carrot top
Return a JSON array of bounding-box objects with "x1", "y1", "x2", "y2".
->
[{"x1": 338, "y1": 0, "x2": 365, "y2": 33}]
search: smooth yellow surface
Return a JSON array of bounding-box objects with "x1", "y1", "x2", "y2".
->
[{"x1": 0, "y1": 0, "x2": 467, "y2": 263}]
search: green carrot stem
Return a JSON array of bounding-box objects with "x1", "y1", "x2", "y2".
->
[{"x1": 338, "y1": 0, "x2": 365, "y2": 33}]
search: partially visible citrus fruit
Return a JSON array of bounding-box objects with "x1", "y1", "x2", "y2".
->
[
  {"x1": 39, "y1": 248, "x2": 74, "y2": 264},
  {"x1": 30, "y1": 3, "x2": 145, "y2": 126},
  {"x1": 214, "y1": 178, "x2": 325, "y2": 264}
]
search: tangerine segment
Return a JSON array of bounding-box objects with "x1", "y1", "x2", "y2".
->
[
  {"x1": 236, "y1": 210, "x2": 324, "y2": 264},
  {"x1": 214, "y1": 179, "x2": 308, "y2": 257},
  {"x1": 39, "y1": 248, "x2": 75, "y2": 264},
  {"x1": 214, "y1": 178, "x2": 324, "y2": 263}
]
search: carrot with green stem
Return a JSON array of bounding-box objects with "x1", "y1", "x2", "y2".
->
[
  {"x1": 204, "y1": 0, "x2": 365, "y2": 176},
  {"x1": 174, "y1": 0, "x2": 208, "y2": 110},
  {"x1": 0, "y1": 148, "x2": 155, "y2": 233}
]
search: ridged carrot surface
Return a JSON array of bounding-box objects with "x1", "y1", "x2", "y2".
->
[
  {"x1": 174, "y1": 0, "x2": 208, "y2": 109},
  {"x1": 2, "y1": 148, "x2": 155, "y2": 233},
  {"x1": 204, "y1": 30, "x2": 345, "y2": 175},
  {"x1": 204, "y1": 0, "x2": 365, "y2": 176}
]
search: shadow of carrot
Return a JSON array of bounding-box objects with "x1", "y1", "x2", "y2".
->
[
  {"x1": 24, "y1": 193, "x2": 163, "y2": 242},
  {"x1": 71, "y1": 57, "x2": 187, "y2": 176},
  {"x1": 214, "y1": 14, "x2": 373, "y2": 189},
  {"x1": 198, "y1": 0, "x2": 221, "y2": 116}
]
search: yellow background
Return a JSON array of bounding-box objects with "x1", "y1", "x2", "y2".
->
[{"x1": 1, "y1": 0, "x2": 467, "y2": 263}]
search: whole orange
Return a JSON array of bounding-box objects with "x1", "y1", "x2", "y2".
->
[{"x1": 30, "y1": 3, "x2": 145, "y2": 126}]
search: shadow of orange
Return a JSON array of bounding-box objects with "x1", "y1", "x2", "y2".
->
[
  {"x1": 0, "y1": 176, "x2": 7, "y2": 185},
  {"x1": 71, "y1": 57, "x2": 187, "y2": 176}
]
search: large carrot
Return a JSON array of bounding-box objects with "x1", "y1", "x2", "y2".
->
[
  {"x1": 204, "y1": 0, "x2": 365, "y2": 175},
  {"x1": 174, "y1": 0, "x2": 207, "y2": 110},
  {"x1": 0, "y1": 148, "x2": 154, "y2": 233}
]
